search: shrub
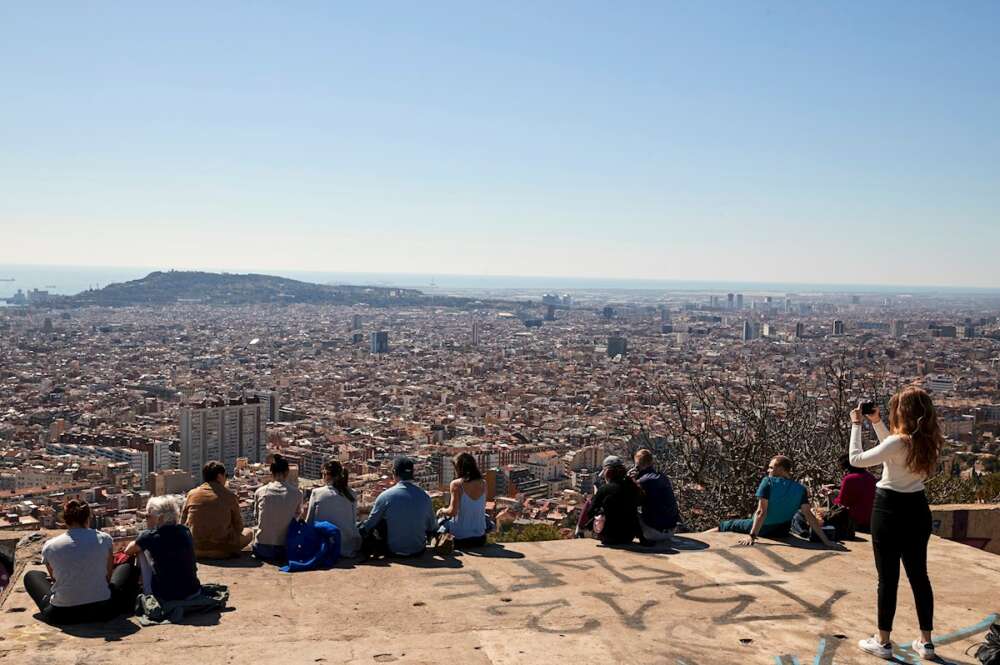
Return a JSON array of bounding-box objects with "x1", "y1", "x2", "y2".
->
[{"x1": 489, "y1": 522, "x2": 565, "y2": 543}]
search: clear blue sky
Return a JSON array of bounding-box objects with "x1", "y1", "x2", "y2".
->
[{"x1": 1, "y1": 2, "x2": 998, "y2": 287}]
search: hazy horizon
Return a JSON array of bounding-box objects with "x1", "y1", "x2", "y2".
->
[
  {"x1": 3, "y1": 262, "x2": 1000, "y2": 297},
  {"x1": 2, "y1": 3, "x2": 998, "y2": 288}
]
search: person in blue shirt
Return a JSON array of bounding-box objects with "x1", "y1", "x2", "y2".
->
[
  {"x1": 359, "y1": 456, "x2": 437, "y2": 559},
  {"x1": 630, "y1": 449, "x2": 680, "y2": 546},
  {"x1": 719, "y1": 455, "x2": 834, "y2": 547}
]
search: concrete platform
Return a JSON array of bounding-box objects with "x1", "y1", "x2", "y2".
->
[{"x1": 2, "y1": 531, "x2": 998, "y2": 664}]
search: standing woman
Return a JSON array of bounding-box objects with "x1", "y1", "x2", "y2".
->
[{"x1": 850, "y1": 387, "x2": 942, "y2": 660}]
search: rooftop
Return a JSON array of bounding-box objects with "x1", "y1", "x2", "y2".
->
[{"x1": 2, "y1": 530, "x2": 998, "y2": 664}]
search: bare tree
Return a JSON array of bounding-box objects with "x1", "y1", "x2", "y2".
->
[{"x1": 623, "y1": 353, "x2": 867, "y2": 531}]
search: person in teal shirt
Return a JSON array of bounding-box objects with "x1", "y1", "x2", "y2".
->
[{"x1": 720, "y1": 455, "x2": 834, "y2": 547}]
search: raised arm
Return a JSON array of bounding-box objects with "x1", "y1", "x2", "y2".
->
[{"x1": 849, "y1": 423, "x2": 902, "y2": 468}]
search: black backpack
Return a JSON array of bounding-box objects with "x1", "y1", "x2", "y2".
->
[
  {"x1": 823, "y1": 504, "x2": 856, "y2": 541},
  {"x1": 974, "y1": 623, "x2": 1000, "y2": 665}
]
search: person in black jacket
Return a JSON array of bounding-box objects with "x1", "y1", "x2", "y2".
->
[{"x1": 586, "y1": 456, "x2": 641, "y2": 546}]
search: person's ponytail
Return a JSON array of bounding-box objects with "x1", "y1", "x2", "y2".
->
[{"x1": 323, "y1": 460, "x2": 355, "y2": 503}]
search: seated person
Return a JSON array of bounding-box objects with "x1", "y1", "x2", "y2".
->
[
  {"x1": 24, "y1": 499, "x2": 136, "y2": 625},
  {"x1": 182, "y1": 460, "x2": 253, "y2": 559},
  {"x1": 583, "y1": 456, "x2": 641, "y2": 546},
  {"x1": 125, "y1": 495, "x2": 201, "y2": 601},
  {"x1": 832, "y1": 453, "x2": 876, "y2": 532},
  {"x1": 252, "y1": 454, "x2": 302, "y2": 563},
  {"x1": 436, "y1": 452, "x2": 488, "y2": 551},
  {"x1": 359, "y1": 456, "x2": 436, "y2": 558},
  {"x1": 306, "y1": 460, "x2": 362, "y2": 558},
  {"x1": 631, "y1": 448, "x2": 680, "y2": 545},
  {"x1": 720, "y1": 455, "x2": 834, "y2": 547}
]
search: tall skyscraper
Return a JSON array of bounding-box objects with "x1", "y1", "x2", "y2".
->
[
  {"x1": 248, "y1": 389, "x2": 281, "y2": 423},
  {"x1": 794, "y1": 322, "x2": 805, "y2": 338},
  {"x1": 727, "y1": 293, "x2": 735, "y2": 309},
  {"x1": 736, "y1": 293, "x2": 744, "y2": 310},
  {"x1": 471, "y1": 321, "x2": 481, "y2": 346},
  {"x1": 607, "y1": 335, "x2": 627, "y2": 357},
  {"x1": 179, "y1": 396, "x2": 266, "y2": 477},
  {"x1": 544, "y1": 304, "x2": 556, "y2": 321},
  {"x1": 370, "y1": 330, "x2": 389, "y2": 354},
  {"x1": 892, "y1": 320, "x2": 906, "y2": 338},
  {"x1": 833, "y1": 320, "x2": 845, "y2": 336},
  {"x1": 741, "y1": 320, "x2": 753, "y2": 342},
  {"x1": 350, "y1": 314, "x2": 362, "y2": 331}
]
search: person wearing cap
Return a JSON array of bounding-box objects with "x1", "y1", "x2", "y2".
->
[
  {"x1": 358, "y1": 456, "x2": 437, "y2": 558},
  {"x1": 581, "y1": 455, "x2": 642, "y2": 546}
]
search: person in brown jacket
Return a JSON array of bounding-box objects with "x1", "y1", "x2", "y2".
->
[{"x1": 182, "y1": 461, "x2": 253, "y2": 559}]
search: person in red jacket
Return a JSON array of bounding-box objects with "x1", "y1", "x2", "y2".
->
[{"x1": 832, "y1": 453, "x2": 877, "y2": 532}]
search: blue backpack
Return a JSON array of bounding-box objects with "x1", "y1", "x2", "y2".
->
[{"x1": 280, "y1": 520, "x2": 341, "y2": 573}]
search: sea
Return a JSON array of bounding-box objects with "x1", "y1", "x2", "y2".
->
[{"x1": 1, "y1": 263, "x2": 997, "y2": 300}]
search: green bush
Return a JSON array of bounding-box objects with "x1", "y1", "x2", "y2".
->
[{"x1": 488, "y1": 522, "x2": 564, "y2": 543}]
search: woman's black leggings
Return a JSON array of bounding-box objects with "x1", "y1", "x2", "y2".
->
[
  {"x1": 870, "y1": 488, "x2": 934, "y2": 632},
  {"x1": 24, "y1": 562, "x2": 137, "y2": 625}
]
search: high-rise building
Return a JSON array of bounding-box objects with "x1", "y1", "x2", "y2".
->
[
  {"x1": 601, "y1": 306, "x2": 615, "y2": 319},
  {"x1": 370, "y1": 330, "x2": 389, "y2": 354},
  {"x1": 544, "y1": 305, "x2": 556, "y2": 321},
  {"x1": 833, "y1": 320, "x2": 845, "y2": 336},
  {"x1": 761, "y1": 323, "x2": 773, "y2": 338},
  {"x1": 736, "y1": 293, "x2": 744, "y2": 310},
  {"x1": 350, "y1": 314, "x2": 362, "y2": 331},
  {"x1": 607, "y1": 335, "x2": 628, "y2": 357},
  {"x1": 179, "y1": 396, "x2": 266, "y2": 477},
  {"x1": 892, "y1": 320, "x2": 906, "y2": 338},
  {"x1": 794, "y1": 322, "x2": 805, "y2": 338},
  {"x1": 727, "y1": 293, "x2": 735, "y2": 309},
  {"x1": 471, "y1": 321, "x2": 481, "y2": 347},
  {"x1": 249, "y1": 389, "x2": 281, "y2": 423},
  {"x1": 741, "y1": 320, "x2": 753, "y2": 342}
]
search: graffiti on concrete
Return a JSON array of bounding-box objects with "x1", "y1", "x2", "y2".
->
[{"x1": 429, "y1": 543, "x2": 851, "y2": 633}]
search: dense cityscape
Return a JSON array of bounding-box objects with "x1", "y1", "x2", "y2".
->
[{"x1": 3, "y1": 272, "x2": 999, "y2": 566}]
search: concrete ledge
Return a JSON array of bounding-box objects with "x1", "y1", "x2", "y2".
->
[
  {"x1": 932, "y1": 503, "x2": 1000, "y2": 555},
  {"x1": 1, "y1": 531, "x2": 997, "y2": 664}
]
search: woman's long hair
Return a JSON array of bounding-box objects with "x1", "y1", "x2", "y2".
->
[
  {"x1": 322, "y1": 460, "x2": 355, "y2": 503},
  {"x1": 888, "y1": 386, "x2": 943, "y2": 477},
  {"x1": 452, "y1": 452, "x2": 483, "y2": 482}
]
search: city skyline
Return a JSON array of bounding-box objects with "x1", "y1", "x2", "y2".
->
[{"x1": 2, "y1": 3, "x2": 999, "y2": 287}]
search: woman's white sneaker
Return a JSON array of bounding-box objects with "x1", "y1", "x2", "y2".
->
[
  {"x1": 911, "y1": 640, "x2": 935, "y2": 659},
  {"x1": 858, "y1": 636, "x2": 893, "y2": 658}
]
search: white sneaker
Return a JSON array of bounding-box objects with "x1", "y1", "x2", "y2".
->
[
  {"x1": 858, "y1": 636, "x2": 893, "y2": 658},
  {"x1": 911, "y1": 639, "x2": 935, "y2": 659}
]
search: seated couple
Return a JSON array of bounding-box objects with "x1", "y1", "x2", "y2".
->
[
  {"x1": 26, "y1": 496, "x2": 203, "y2": 625},
  {"x1": 359, "y1": 454, "x2": 490, "y2": 559},
  {"x1": 578, "y1": 449, "x2": 680, "y2": 547},
  {"x1": 719, "y1": 454, "x2": 835, "y2": 547}
]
